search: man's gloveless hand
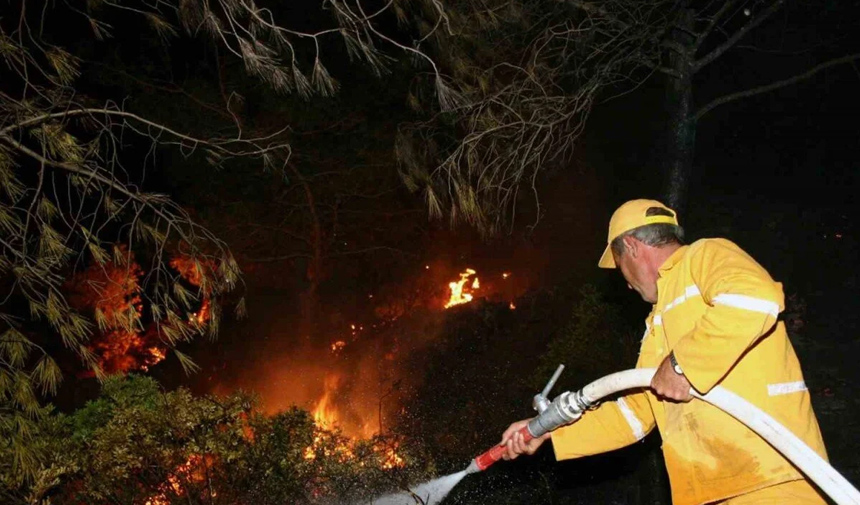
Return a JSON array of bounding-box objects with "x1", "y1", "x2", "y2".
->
[
  {"x1": 651, "y1": 354, "x2": 693, "y2": 402},
  {"x1": 500, "y1": 419, "x2": 552, "y2": 460}
]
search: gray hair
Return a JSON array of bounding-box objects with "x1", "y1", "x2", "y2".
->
[{"x1": 610, "y1": 223, "x2": 685, "y2": 258}]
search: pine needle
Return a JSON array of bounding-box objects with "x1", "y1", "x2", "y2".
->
[
  {"x1": 435, "y1": 75, "x2": 467, "y2": 112},
  {"x1": 45, "y1": 47, "x2": 81, "y2": 85},
  {"x1": 292, "y1": 65, "x2": 313, "y2": 99},
  {"x1": 312, "y1": 58, "x2": 340, "y2": 97},
  {"x1": 31, "y1": 356, "x2": 62, "y2": 395},
  {"x1": 144, "y1": 13, "x2": 178, "y2": 43},
  {"x1": 234, "y1": 297, "x2": 247, "y2": 319},
  {"x1": 36, "y1": 198, "x2": 58, "y2": 221},
  {"x1": 174, "y1": 349, "x2": 200, "y2": 375},
  {"x1": 0, "y1": 164, "x2": 26, "y2": 201},
  {"x1": 173, "y1": 282, "x2": 193, "y2": 309},
  {"x1": 207, "y1": 300, "x2": 220, "y2": 340},
  {"x1": 425, "y1": 186, "x2": 442, "y2": 219}
]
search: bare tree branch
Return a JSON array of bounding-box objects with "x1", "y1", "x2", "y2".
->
[
  {"x1": 693, "y1": 0, "x2": 784, "y2": 73},
  {"x1": 693, "y1": 0, "x2": 742, "y2": 51},
  {"x1": 399, "y1": 0, "x2": 675, "y2": 234},
  {"x1": 695, "y1": 53, "x2": 860, "y2": 121}
]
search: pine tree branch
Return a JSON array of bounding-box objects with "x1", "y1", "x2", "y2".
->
[
  {"x1": 695, "y1": 53, "x2": 860, "y2": 121},
  {"x1": 693, "y1": 0, "x2": 784, "y2": 74},
  {"x1": 0, "y1": 132, "x2": 200, "y2": 249},
  {"x1": 1, "y1": 108, "x2": 289, "y2": 157}
]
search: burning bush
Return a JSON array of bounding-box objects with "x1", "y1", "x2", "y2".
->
[{"x1": 1, "y1": 375, "x2": 433, "y2": 505}]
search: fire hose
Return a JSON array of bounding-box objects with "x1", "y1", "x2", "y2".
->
[{"x1": 466, "y1": 366, "x2": 860, "y2": 505}]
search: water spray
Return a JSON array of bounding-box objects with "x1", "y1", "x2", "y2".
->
[{"x1": 464, "y1": 366, "x2": 860, "y2": 505}]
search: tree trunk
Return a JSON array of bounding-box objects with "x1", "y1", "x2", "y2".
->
[{"x1": 662, "y1": 8, "x2": 697, "y2": 217}]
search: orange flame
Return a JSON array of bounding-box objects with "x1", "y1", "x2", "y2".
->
[
  {"x1": 302, "y1": 374, "x2": 405, "y2": 468},
  {"x1": 311, "y1": 375, "x2": 339, "y2": 430},
  {"x1": 444, "y1": 268, "x2": 479, "y2": 308},
  {"x1": 303, "y1": 378, "x2": 357, "y2": 462},
  {"x1": 144, "y1": 454, "x2": 210, "y2": 505},
  {"x1": 65, "y1": 249, "x2": 218, "y2": 375},
  {"x1": 65, "y1": 247, "x2": 165, "y2": 374},
  {"x1": 169, "y1": 256, "x2": 207, "y2": 287}
]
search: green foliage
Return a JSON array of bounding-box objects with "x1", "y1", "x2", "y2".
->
[
  {"x1": 1, "y1": 375, "x2": 432, "y2": 505},
  {"x1": 0, "y1": 402, "x2": 73, "y2": 505},
  {"x1": 67, "y1": 375, "x2": 163, "y2": 442}
]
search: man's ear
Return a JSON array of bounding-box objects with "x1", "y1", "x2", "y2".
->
[{"x1": 622, "y1": 235, "x2": 639, "y2": 258}]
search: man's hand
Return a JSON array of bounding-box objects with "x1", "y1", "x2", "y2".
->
[
  {"x1": 500, "y1": 419, "x2": 552, "y2": 460},
  {"x1": 651, "y1": 354, "x2": 693, "y2": 402}
]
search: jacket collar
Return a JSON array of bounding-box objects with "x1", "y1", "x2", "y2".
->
[{"x1": 658, "y1": 245, "x2": 688, "y2": 277}]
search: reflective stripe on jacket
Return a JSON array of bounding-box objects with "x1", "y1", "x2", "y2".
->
[{"x1": 551, "y1": 238, "x2": 827, "y2": 505}]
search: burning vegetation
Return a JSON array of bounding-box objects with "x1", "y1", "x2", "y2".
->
[
  {"x1": 240, "y1": 265, "x2": 522, "y2": 475},
  {"x1": 64, "y1": 246, "x2": 162, "y2": 374},
  {"x1": 26, "y1": 375, "x2": 427, "y2": 505},
  {"x1": 59, "y1": 257, "x2": 523, "y2": 501},
  {"x1": 215, "y1": 262, "x2": 525, "y2": 438},
  {"x1": 143, "y1": 454, "x2": 212, "y2": 505},
  {"x1": 442, "y1": 267, "x2": 517, "y2": 310},
  {"x1": 64, "y1": 247, "x2": 217, "y2": 375}
]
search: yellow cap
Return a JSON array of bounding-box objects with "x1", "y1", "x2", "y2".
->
[{"x1": 598, "y1": 199, "x2": 679, "y2": 268}]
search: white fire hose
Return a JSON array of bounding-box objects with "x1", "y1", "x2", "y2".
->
[{"x1": 578, "y1": 368, "x2": 860, "y2": 505}]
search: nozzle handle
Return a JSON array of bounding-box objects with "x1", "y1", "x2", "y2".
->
[
  {"x1": 541, "y1": 364, "x2": 565, "y2": 398},
  {"x1": 473, "y1": 426, "x2": 533, "y2": 471}
]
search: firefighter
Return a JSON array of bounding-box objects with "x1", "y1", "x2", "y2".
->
[{"x1": 501, "y1": 199, "x2": 828, "y2": 504}]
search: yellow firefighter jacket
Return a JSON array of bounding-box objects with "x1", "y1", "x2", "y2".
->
[{"x1": 551, "y1": 238, "x2": 827, "y2": 505}]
